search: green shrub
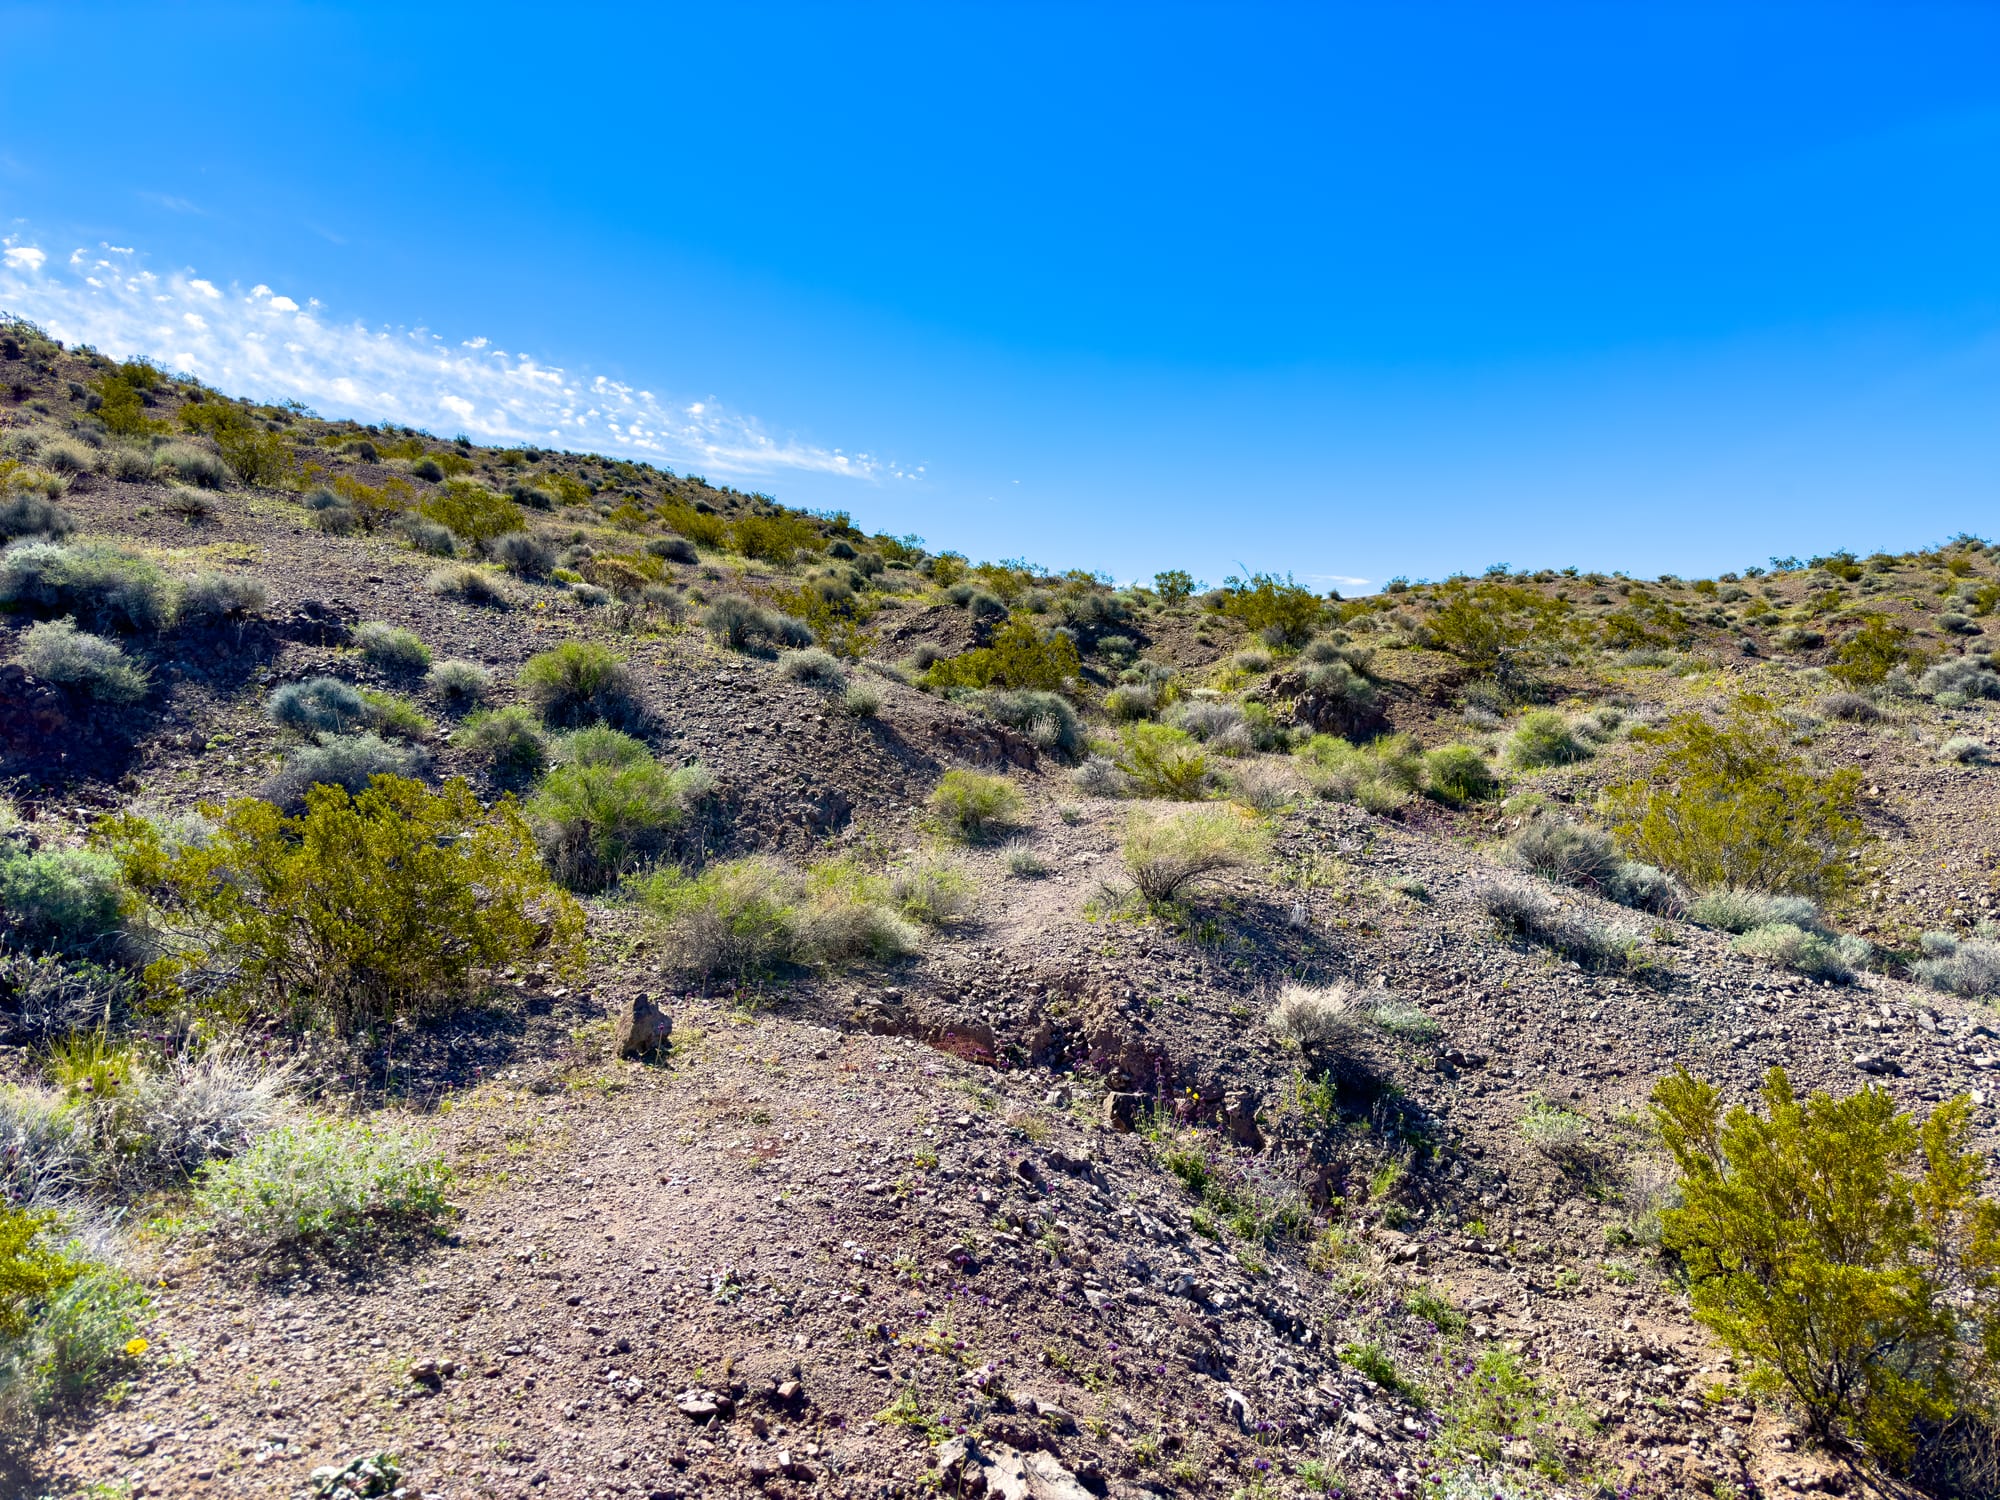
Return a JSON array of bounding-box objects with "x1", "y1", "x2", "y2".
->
[
  {"x1": 0, "y1": 1210, "x2": 147, "y2": 1417},
  {"x1": 0, "y1": 541, "x2": 174, "y2": 631},
  {"x1": 267, "y1": 676, "x2": 370, "y2": 738},
  {"x1": 457, "y1": 707, "x2": 549, "y2": 779},
  {"x1": 1652, "y1": 1067, "x2": 2000, "y2": 1464},
  {"x1": 353, "y1": 621, "x2": 430, "y2": 673},
  {"x1": 927, "y1": 769, "x2": 1025, "y2": 840},
  {"x1": 1424, "y1": 743, "x2": 1496, "y2": 804},
  {"x1": 922, "y1": 618, "x2": 1079, "y2": 692},
  {"x1": 178, "y1": 401, "x2": 292, "y2": 485},
  {"x1": 526, "y1": 755, "x2": 713, "y2": 891},
  {"x1": 189, "y1": 1117, "x2": 452, "y2": 1252},
  {"x1": 260, "y1": 733, "x2": 429, "y2": 813},
  {"x1": 1608, "y1": 694, "x2": 1866, "y2": 897},
  {"x1": 1215, "y1": 572, "x2": 1324, "y2": 645},
  {"x1": 635, "y1": 856, "x2": 918, "y2": 979},
  {"x1": 0, "y1": 845, "x2": 123, "y2": 957},
  {"x1": 357, "y1": 689, "x2": 427, "y2": 741},
  {"x1": 1506, "y1": 710, "x2": 1591, "y2": 769},
  {"x1": 420, "y1": 483, "x2": 523, "y2": 547},
  {"x1": 488, "y1": 530, "x2": 554, "y2": 578},
  {"x1": 888, "y1": 856, "x2": 977, "y2": 927},
  {"x1": 397, "y1": 516, "x2": 458, "y2": 557},
  {"x1": 842, "y1": 680, "x2": 883, "y2": 718},
  {"x1": 519, "y1": 641, "x2": 643, "y2": 729},
  {"x1": 1296, "y1": 733, "x2": 1422, "y2": 812},
  {"x1": 16, "y1": 618, "x2": 149, "y2": 703},
  {"x1": 1111, "y1": 721, "x2": 1214, "y2": 799},
  {"x1": 1122, "y1": 805, "x2": 1270, "y2": 906},
  {"x1": 102, "y1": 776, "x2": 585, "y2": 1033},
  {"x1": 1829, "y1": 614, "x2": 1915, "y2": 688},
  {"x1": 1506, "y1": 816, "x2": 1619, "y2": 888}
]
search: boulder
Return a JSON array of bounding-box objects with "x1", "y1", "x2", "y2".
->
[{"x1": 614, "y1": 993, "x2": 669, "y2": 1058}]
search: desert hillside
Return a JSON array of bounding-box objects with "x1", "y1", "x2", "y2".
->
[{"x1": 4, "y1": 320, "x2": 2000, "y2": 1500}]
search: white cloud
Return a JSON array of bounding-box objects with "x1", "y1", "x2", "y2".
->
[{"x1": 0, "y1": 240, "x2": 884, "y2": 480}]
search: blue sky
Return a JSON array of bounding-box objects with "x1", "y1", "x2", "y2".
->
[{"x1": 3, "y1": 2, "x2": 1999, "y2": 590}]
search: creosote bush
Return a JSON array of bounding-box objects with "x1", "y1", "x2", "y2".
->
[
  {"x1": 519, "y1": 641, "x2": 643, "y2": 729},
  {"x1": 1111, "y1": 721, "x2": 1215, "y2": 799},
  {"x1": 102, "y1": 776, "x2": 584, "y2": 1033},
  {"x1": 1609, "y1": 694, "x2": 1866, "y2": 898},
  {"x1": 16, "y1": 618, "x2": 149, "y2": 703},
  {"x1": 1653, "y1": 1066, "x2": 2000, "y2": 1465},
  {"x1": 1123, "y1": 805, "x2": 1270, "y2": 907},
  {"x1": 927, "y1": 769, "x2": 1025, "y2": 842}
]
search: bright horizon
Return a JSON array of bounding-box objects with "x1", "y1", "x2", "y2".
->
[{"x1": 4, "y1": 2, "x2": 2000, "y2": 589}]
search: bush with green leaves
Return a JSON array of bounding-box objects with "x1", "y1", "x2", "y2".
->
[
  {"x1": 887, "y1": 855, "x2": 977, "y2": 928},
  {"x1": 526, "y1": 749, "x2": 713, "y2": 892},
  {"x1": 0, "y1": 540, "x2": 174, "y2": 631},
  {"x1": 636, "y1": 855, "x2": 918, "y2": 979},
  {"x1": 419, "y1": 483, "x2": 523, "y2": 547},
  {"x1": 353, "y1": 620, "x2": 430, "y2": 673},
  {"x1": 1506, "y1": 709, "x2": 1592, "y2": 769},
  {"x1": 0, "y1": 1206, "x2": 148, "y2": 1419},
  {"x1": 1652, "y1": 1066, "x2": 2000, "y2": 1465},
  {"x1": 102, "y1": 776, "x2": 585, "y2": 1033},
  {"x1": 0, "y1": 844, "x2": 124, "y2": 957},
  {"x1": 152, "y1": 441, "x2": 229, "y2": 489},
  {"x1": 519, "y1": 640, "x2": 643, "y2": 729},
  {"x1": 1296, "y1": 733, "x2": 1422, "y2": 812},
  {"x1": 1110, "y1": 721, "x2": 1216, "y2": 800},
  {"x1": 1914, "y1": 931, "x2": 2000, "y2": 998},
  {"x1": 189, "y1": 1116, "x2": 453, "y2": 1252},
  {"x1": 975, "y1": 688, "x2": 1085, "y2": 760},
  {"x1": 927, "y1": 769, "x2": 1025, "y2": 840},
  {"x1": 922, "y1": 618, "x2": 1079, "y2": 692},
  {"x1": 1731, "y1": 922, "x2": 1870, "y2": 981},
  {"x1": 1123, "y1": 805, "x2": 1269, "y2": 907},
  {"x1": 16, "y1": 618, "x2": 149, "y2": 703},
  {"x1": 1608, "y1": 694, "x2": 1866, "y2": 897},
  {"x1": 1424, "y1": 743, "x2": 1497, "y2": 804},
  {"x1": 267, "y1": 676, "x2": 371, "y2": 738},
  {"x1": 260, "y1": 733, "x2": 429, "y2": 813},
  {"x1": 458, "y1": 706, "x2": 550, "y2": 780},
  {"x1": 0, "y1": 492, "x2": 75, "y2": 543}
]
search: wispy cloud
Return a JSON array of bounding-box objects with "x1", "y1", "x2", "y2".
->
[{"x1": 0, "y1": 236, "x2": 898, "y2": 482}]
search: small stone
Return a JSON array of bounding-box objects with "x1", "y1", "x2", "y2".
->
[{"x1": 1101, "y1": 1092, "x2": 1142, "y2": 1132}]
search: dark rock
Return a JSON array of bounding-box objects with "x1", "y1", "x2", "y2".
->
[{"x1": 614, "y1": 992, "x2": 669, "y2": 1058}]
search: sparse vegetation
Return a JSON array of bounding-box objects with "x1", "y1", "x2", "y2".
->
[
  {"x1": 519, "y1": 641, "x2": 643, "y2": 729},
  {"x1": 353, "y1": 621, "x2": 430, "y2": 673},
  {"x1": 927, "y1": 770, "x2": 1025, "y2": 841},
  {"x1": 189, "y1": 1117, "x2": 453, "y2": 1252},
  {"x1": 15, "y1": 618, "x2": 149, "y2": 703},
  {"x1": 1122, "y1": 805, "x2": 1269, "y2": 907},
  {"x1": 526, "y1": 750, "x2": 713, "y2": 891}
]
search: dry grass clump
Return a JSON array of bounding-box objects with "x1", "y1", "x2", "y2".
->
[
  {"x1": 1123, "y1": 805, "x2": 1270, "y2": 906},
  {"x1": 426, "y1": 565, "x2": 512, "y2": 607}
]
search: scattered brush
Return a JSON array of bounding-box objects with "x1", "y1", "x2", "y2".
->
[
  {"x1": 1730, "y1": 922, "x2": 1870, "y2": 982},
  {"x1": 1123, "y1": 805, "x2": 1270, "y2": 907},
  {"x1": 1477, "y1": 877, "x2": 1651, "y2": 973},
  {"x1": 1914, "y1": 931, "x2": 2000, "y2": 998},
  {"x1": 16, "y1": 619, "x2": 149, "y2": 703}
]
